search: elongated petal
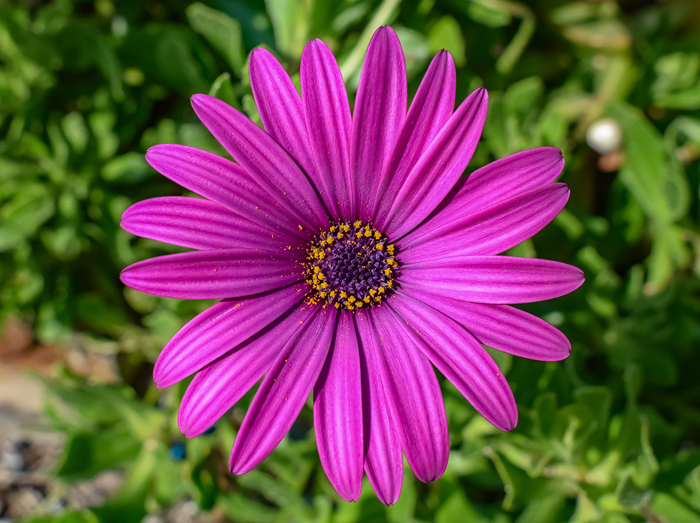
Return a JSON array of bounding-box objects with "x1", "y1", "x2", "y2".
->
[
  {"x1": 249, "y1": 48, "x2": 318, "y2": 182},
  {"x1": 373, "y1": 51, "x2": 456, "y2": 228},
  {"x1": 355, "y1": 311, "x2": 403, "y2": 505},
  {"x1": 370, "y1": 306, "x2": 449, "y2": 483},
  {"x1": 121, "y1": 196, "x2": 295, "y2": 251},
  {"x1": 386, "y1": 88, "x2": 489, "y2": 238},
  {"x1": 120, "y1": 249, "x2": 305, "y2": 300},
  {"x1": 230, "y1": 304, "x2": 337, "y2": 474},
  {"x1": 402, "y1": 256, "x2": 584, "y2": 304},
  {"x1": 301, "y1": 40, "x2": 353, "y2": 220},
  {"x1": 352, "y1": 27, "x2": 407, "y2": 221},
  {"x1": 389, "y1": 294, "x2": 517, "y2": 431},
  {"x1": 455, "y1": 147, "x2": 565, "y2": 214},
  {"x1": 191, "y1": 94, "x2": 329, "y2": 231},
  {"x1": 145, "y1": 145, "x2": 305, "y2": 241},
  {"x1": 313, "y1": 312, "x2": 363, "y2": 502},
  {"x1": 397, "y1": 288, "x2": 570, "y2": 361},
  {"x1": 401, "y1": 185, "x2": 569, "y2": 261},
  {"x1": 154, "y1": 283, "x2": 308, "y2": 387},
  {"x1": 178, "y1": 304, "x2": 310, "y2": 437}
]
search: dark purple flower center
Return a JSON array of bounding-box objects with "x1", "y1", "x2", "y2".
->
[{"x1": 305, "y1": 221, "x2": 398, "y2": 310}]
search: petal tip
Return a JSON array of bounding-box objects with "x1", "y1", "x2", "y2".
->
[
  {"x1": 474, "y1": 86, "x2": 489, "y2": 105},
  {"x1": 191, "y1": 93, "x2": 217, "y2": 112},
  {"x1": 229, "y1": 456, "x2": 253, "y2": 476},
  {"x1": 119, "y1": 266, "x2": 133, "y2": 286},
  {"x1": 499, "y1": 411, "x2": 518, "y2": 432},
  {"x1": 335, "y1": 483, "x2": 363, "y2": 503}
]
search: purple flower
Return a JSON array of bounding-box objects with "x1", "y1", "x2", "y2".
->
[{"x1": 120, "y1": 27, "x2": 584, "y2": 504}]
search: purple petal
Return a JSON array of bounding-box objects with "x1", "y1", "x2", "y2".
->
[
  {"x1": 352, "y1": 27, "x2": 407, "y2": 221},
  {"x1": 452, "y1": 147, "x2": 565, "y2": 215},
  {"x1": 369, "y1": 306, "x2": 449, "y2": 483},
  {"x1": 249, "y1": 48, "x2": 319, "y2": 184},
  {"x1": 373, "y1": 51, "x2": 456, "y2": 229},
  {"x1": 301, "y1": 40, "x2": 354, "y2": 220},
  {"x1": 389, "y1": 294, "x2": 517, "y2": 431},
  {"x1": 385, "y1": 88, "x2": 489, "y2": 238},
  {"x1": 355, "y1": 311, "x2": 403, "y2": 505},
  {"x1": 402, "y1": 256, "x2": 584, "y2": 304},
  {"x1": 190, "y1": 94, "x2": 329, "y2": 231},
  {"x1": 313, "y1": 311, "x2": 363, "y2": 502},
  {"x1": 230, "y1": 304, "x2": 336, "y2": 474},
  {"x1": 121, "y1": 196, "x2": 297, "y2": 251},
  {"x1": 146, "y1": 145, "x2": 306, "y2": 241},
  {"x1": 397, "y1": 288, "x2": 570, "y2": 361},
  {"x1": 400, "y1": 184, "x2": 569, "y2": 261},
  {"x1": 154, "y1": 282, "x2": 308, "y2": 388},
  {"x1": 120, "y1": 249, "x2": 305, "y2": 300},
  {"x1": 178, "y1": 303, "x2": 311, "y2": 437}
]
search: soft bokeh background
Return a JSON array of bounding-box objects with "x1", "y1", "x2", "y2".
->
[{"x1": 1, "y1": 0, "x2": 700, "y2": 521}]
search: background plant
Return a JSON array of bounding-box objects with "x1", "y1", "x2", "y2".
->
[{"x1": 1, "y1": 0, "x2": 700, "y2": 522}]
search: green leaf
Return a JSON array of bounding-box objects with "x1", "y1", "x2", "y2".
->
[
  {"x1": 265, "y1": 0, "x2": 310, "y2": 58},
  {"x1": 428, "y1": 16, "x2": 466, "y2": 67},
  {"x1": 187, "y1": 3, "x2": 245, "y2": 72},
  {"x1": 505, "y1": 77, "x2": 544, "y2": 114},
  {"x1": 436, "y1": 485, "x2": 488, "y2": 523},
  {"x1": 515, "y1": 494, "x2": 565, "y2": 523},
  {"x1": 608, "y1": 101, "x2": 689, "y2": 224},
  {"x1": 0, "y1": 184, "x2": 55, "y2": 251},
  {"x1": 56, "y1": 430, "x2": 141, "y2": 480},
  {"x1": 101, "y1": 152, "x2": 150, "y2": 183},
  {"x1": 466, "y1": 1, "x2": 512, "y2": 28},
  {"x1": 209, "y1": 72, "x2": 241, "y2": 109},
  {"x1": 649, "y1": 493, "x2": 700, "y2": 523}
]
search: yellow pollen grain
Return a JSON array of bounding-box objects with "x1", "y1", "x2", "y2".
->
[
  {"x1": 348, "y1": 296, "x2": 356, "y2": 303},
  {"x1": 384, "y1": 268, "x2": 392, "y2": 276},
  {"x1": 340, "y1": 291, "x2": 347, "y2": 299},
  {"x1": 374, "y1": 231, "x2": 382, "y2": 239},
  {"x1": 369, "y1": 289, "x2": 376, "y2": 295},
  {"x1": 376, "y1": 243, "x2": 384, "y2": 250},
  {"x1": 337, "y1": 232, "x2": 343, "y2": 239},
  {"x1": 354, "y1": 221, "x2": 362, "y2": 228},
  {"x1": 363, "y1": 296, "x2": 371, "y2": 303},
  {"x1": 298, "y1": 225, "x2": 303, "y2": 230}
]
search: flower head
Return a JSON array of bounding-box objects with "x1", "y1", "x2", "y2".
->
[{"x1": 120, "y1": 26, "x2": 584, "y2": 504}]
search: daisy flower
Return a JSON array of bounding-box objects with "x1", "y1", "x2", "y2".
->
[{"x1": 120, "y1": 26, "x2": 584, "y2": 504}]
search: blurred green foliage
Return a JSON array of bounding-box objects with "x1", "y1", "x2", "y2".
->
[{"x1": 2, "y1": 0, "x2": 700, "y2": 522}]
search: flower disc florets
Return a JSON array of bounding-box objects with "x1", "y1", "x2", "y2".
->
[{"x1": 306, "y1": 221, "x2": 398, "y2": 310}]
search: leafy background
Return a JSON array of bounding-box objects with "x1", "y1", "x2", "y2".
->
[{"x1": 1, "y1": 0, "x2": 700, "y2": 522}]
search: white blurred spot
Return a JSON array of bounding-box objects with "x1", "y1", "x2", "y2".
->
[
  {"x1": 586, "y1": 117, "x2": 622, "y2": 153},
  {"x1": 111, "y1": 16, "x2": 128, "y2": 37}
]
